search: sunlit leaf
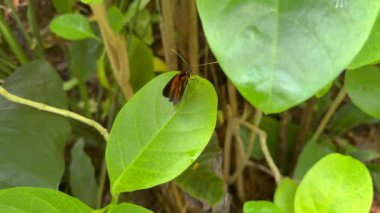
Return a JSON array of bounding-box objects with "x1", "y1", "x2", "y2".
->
[
  {"x1": 295, "y1": 154, "x2": 373, "y2": 213},
  {"x1": 0, "y1": 187, "x2": 92, "y2": 212},
  {"x1": 106, "y1": 72, "x2": 217, "y2": 194}
]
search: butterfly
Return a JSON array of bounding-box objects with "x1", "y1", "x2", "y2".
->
[
  {"x1": 162, "y1": 49, "x2": 217, "y2": 104},
  {"x1": 162, "y1": 69, "x2": 191, "y2": 104}
]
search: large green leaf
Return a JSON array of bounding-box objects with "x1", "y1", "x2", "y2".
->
[
  {"x1": 345, "y1": 66, "x2": 380, "y2": 119},
  {"x1": 50, "y1": 14, "x2": 98, "y2": 41},
  {"x1": 0, "y1": 60, "x2": 71, "y2": 189},
  {"x1": 176, "y1": 134, "x2": 225, "y2": 205},
  {"x1": 349, "y1": 14, "x2": 380, "y2": 69},
  {"x1": 243, "y1": 201, "x2": 282, "y2": 213},
  {"x1": 106, "y1": 72, "x2": 217, "y2": 194},
  {"x1": 108, "y1": 203, "x2": 153, "y2": 213},
  {"x1": 0, "y1": 187, "x2": 92, "y2": 212},
  {"x1": 69, "y1": 139, "x2": 98, "y2": 208},
  {"x1": 197, "y1": 0, "x2": 380, "y2": 113},
  {"x1": 294, "y1": 153, "x2": 373, "y2": 213},
  {"x1": 274, "y1": 178, "x2": 297, "y2": 213}
]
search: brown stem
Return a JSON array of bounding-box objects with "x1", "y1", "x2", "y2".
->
[
  {"x1": 312, "y1": 87, "x2": 347, "y2": 141},
  {"x1": 159, "y1": 0, "x2": 178, "y2": 70},
  {"x1": 187, "y1": 0, "x2": 199, "y2": 74},
  {"x1": 91, "y1": 4, "x2": 133, "y2": 100},
  {"x1": 278, "y1": 111, "x2": 289, "y2": 172},
  {"x1": 291, "y1": 97, "x2": 317, "y2": 171}
]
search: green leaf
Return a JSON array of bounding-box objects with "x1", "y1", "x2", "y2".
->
[
  {"x1": 132, "y1": 9, "x2": 154, "y2": 45},
  {"x1": 176, "y1": 134, "x2": 225, "y2": 205},
  {"x1": 243, "y1": 201, "x2": 282, "y2": 213},
  {"x1": 0, "y1": 187, "x2": 92, "y2": 212},
  {"x1": 197, "y1": 0, "x2": 380, "y2": 113},
  {"x1": 69, "y1": 139, "x2": 98, "y2": 208},
  {"x1": 345, "y1": 65, "x2": 380, "y2": 119},
  {"x1": 106, "y1": 72, "x2": 217, "y2": 194},
  {"x1": 107, "y1": 6, "x2": 125, "y2": 33},
  {"x1": 108, "y1": 203, "x2": 153, "y2": 213},
  {"x1": 293, "y1": 139, "x2": 336, "y2": 180},
  {"x1": 50, "y1": 14, "x2": 98, "y2": 40},
  {"x1": 338, "y1": 139, "x2": 380, "y2": 162},
  {"x1": 274, "y1": 178, "x2": 297, "y2": 213},
  {"x1": 349, "y1": 14, "x2": 380, "y2": 69},
  {"x1": 69, "y1": 38, "x2": 103, "y2": 81},
  {"x1": 0, "y1": 60, "x2": 71, "y2": 189},
  {"x1": 128, "y1": 36, "x2": 154, "y2": 91},
  {"x1": 294, "y1": 153, "x2": 373, "y2": 213},
  {"x1": 124, "y1": 0, "x2": 151, "y2": 24},
  {"x1": 329, "y1": 102, "x2": 377, "y2": 135},
  {"x1": 81, "y1": 0, "x2": 103, "y2": 4},
  {"x1": 52, "y1": 0, "x2": 75, "y2": 14}
]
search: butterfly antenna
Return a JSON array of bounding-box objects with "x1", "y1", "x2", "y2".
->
[{"x1": 170, "y1": 49, "x2": 188, "y2": 66}]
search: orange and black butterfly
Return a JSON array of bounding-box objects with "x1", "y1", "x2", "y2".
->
[
  {"x1": 162, "y1": 49, "x2": 217, "y2": 104},
  {"x1": 162, "y1": 69, "x2": 191, "y2": 104}
]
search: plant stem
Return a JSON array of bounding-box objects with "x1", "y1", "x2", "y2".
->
[
  {"x1": 91, "y1": 3, "x2": 134, "y2": 100},
  {"x1": 27, "y1": 0, "x2": 44, "y2": 57},
  {"x1": 0, "y1": 86, "x2": 109, "y2": 141},
  {"x1": 312, "y1": 87, "x2": 347, "y2": 141},
  {"x1": 0, "y1": 13, "x2": 28, "y2": 64},
  {"x1": 241, "y1": 121, "x2": 282, "y2": 185}
]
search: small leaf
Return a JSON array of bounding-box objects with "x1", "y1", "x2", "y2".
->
[
  {"x1": 81, "y1": 0, "x2": 103, "y2": 4},
  {"x1": 345, "y1": 65, "x2": 380, "y2": 119},
  {"x1": 50, "y1": 14, "x2": 98, "y2": 40},
  {"x1": 349, "y1": 14, "x2": 380, "y2": 69},
  {"x1": 106, "y1": 72, "x2": 217, "y2": 194},
  {"x1": 329, "y1": 102, "x2": 376, "y2": 135},
  {"x1": 293, "y1": 139, "x2": 336, "y2": 180},
  {"x1": 132, "y1": 9, "x2": 154, "y2": 45},
  {"x1": 107, "y1": 6, "x2": 125, "y2": 33},
  {"x1": 69, "y1": 38, "x2": 103, "y2": 81},
  {"x1": 108, "y1": 203, "x2": 153, "y2": 213},
  {"x1": 176, "y1": 134, "x2": 225, "y2": 205},
  {"x1": 0, "y1": 60, "x2": 71, "y2": 189},
  {"x1": 0, "y1": 187, "x2": 92, "y2": 212},
  {"x1": 69, "y1": 139, "x2": 98, "y2": 208},
  {"x1": 243, "y1": 201, "x2": 282, "y2": 213},
  {"x1": 52, "y1": 0, "x2": 75, "y2": 14},
  {"x1": 274, "y1": 178, "x2": 297, "y2": 213},
  {"x1": 124, "y1": 0, "x2": 151, "y2": 23},
  {"x1": 128, "y1": 36, "x2": 154, "y2": 91},
  {"x1": 294, "y1": 154, "x2": 373, "y2": 213}
]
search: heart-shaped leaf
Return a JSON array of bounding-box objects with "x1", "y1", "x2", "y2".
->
[
  {"x1": 0, "y1": 60, "x2": 71, "y2": 189},
  {"x1": 106, "y1": 72, "x2": 217, "y2": 194},
  {"x1": 197, "y1": 0, "x2": 380, "y2": 113}
]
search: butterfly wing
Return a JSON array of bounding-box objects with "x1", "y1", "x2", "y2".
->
[{"x1": 162, "y1": 72, "x2": 189, "y2": 104}]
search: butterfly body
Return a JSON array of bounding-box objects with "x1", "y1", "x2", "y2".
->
[{"x1": 162, "y1": 70, "x2": 191, "y2": 104}]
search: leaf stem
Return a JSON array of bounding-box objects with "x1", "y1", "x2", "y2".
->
[
  {"x1": 241, "y1": 121, "x2": 282, "y2": 185},
  {"x1": 0, "y1": 86, "x2": 109, "y2": 141},
  {"x1": 312, "y1": 87, "x2": 347, "y2": 141}
]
